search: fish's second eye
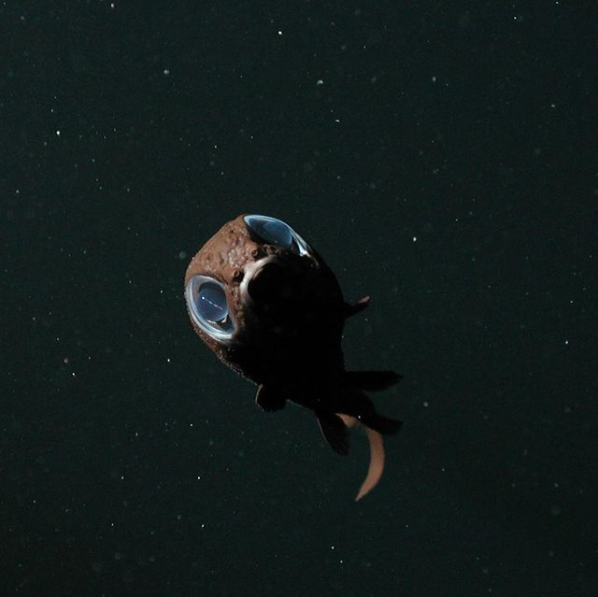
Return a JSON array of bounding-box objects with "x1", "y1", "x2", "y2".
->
[
  {"x1": 185, "y1": 275, "x2": 235, "y2": 341},
  {"x1": 244, "y1": 214, "x2": 310, "y2": 256}
]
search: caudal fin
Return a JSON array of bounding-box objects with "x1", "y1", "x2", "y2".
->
[
  {"x1": 364, "y1": 413, "x2": 403, "y2": 436},
  {"x1": 339, "y1": 387, "x2": 403, "y2": 437}
]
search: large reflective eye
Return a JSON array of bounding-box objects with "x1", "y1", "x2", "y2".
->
[
  {"x1": 244, "y1": 214, "x2": 310, "y2": 256},
  {"x1": 185, "y1": 275, "x2": 235, "y2": 341},
  {"x1": 197, "y1": 281, "x2": 228, "y2": 322}
]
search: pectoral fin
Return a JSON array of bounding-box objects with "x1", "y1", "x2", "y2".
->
[{"x1": 343, "y1": 296, "x2": 371, "y2": 318}]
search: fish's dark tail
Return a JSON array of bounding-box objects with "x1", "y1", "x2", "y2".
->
[
  {"x1": 350, "y1": 400, "x2": 403, "y2": 436},
  {"x1": 315, "y1": 370, "x2": 402, "y2": 455},
  {"x1": 362, "y1": 409, "x2": 403, "y2": 436},
  {"x1": 344, "y1": 370, "x2": 402, "y2": 392},
  {"x1": 339, "y1": 371, "x2": 403, "y2": 436}
]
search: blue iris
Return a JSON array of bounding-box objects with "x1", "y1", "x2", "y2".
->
[{"x1": 196, "y1": 281, "x2": 228, "y2": 322}]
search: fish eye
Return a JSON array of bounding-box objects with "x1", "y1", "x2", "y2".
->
[
  {"x1": 185, "y1": 275, "x2": 235, "y2": 341},
  {"x1": 244, "y1": 214, "x2": 310, "y2": 256}
]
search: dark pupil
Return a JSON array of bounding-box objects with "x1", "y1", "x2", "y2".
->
[{"x1": 197, "y1": 282, "x2": 228, "y2": 322}]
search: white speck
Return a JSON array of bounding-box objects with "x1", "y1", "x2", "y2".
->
[
  {"x1": 432, "y1": 76, "x2": 437, "y2": 83},
  {"x1": 565, "y1": 340, "x2": 569, "y2": 345},
  {"x1": 413, "y1": 236, "x2": 417, "y2": 242},
  {"x1": 56, "y1": 130, "x2": 61, "y2": 136},
  {"x1": 278, "y1": 30, "x2": 283, "y2": 36},
  {"x1": 316, "y1": 79, "x2": 324, "y2": 85},
  {"x1": 423, "y1": 401, "x2": 429, "y2": 407},
  {"x1": 163, "y1": 69, "x2": 170, "y2": 76}
]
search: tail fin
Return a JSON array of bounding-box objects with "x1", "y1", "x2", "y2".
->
[
  {"x1": 339, "y1": 388, "x2": 402, "y2": 436},
  {"x1": 364, "y1": 412, "x2": 403, "y2": 436}
]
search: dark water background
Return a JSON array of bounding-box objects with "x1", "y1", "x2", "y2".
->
[{"x1": 2, "y1": 2, "x2": 596, "y2": 595}]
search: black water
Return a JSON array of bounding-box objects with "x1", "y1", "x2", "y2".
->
[{"x1": 2, "y1": 2, "x2": 596, "y2": 595}]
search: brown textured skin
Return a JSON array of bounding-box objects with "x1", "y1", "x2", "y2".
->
[
  {"x1": 184, "y1": 214, "x2": 347, "y2": 409},
  {"x1": 184, "y1": 215, "x2": 256, "y2": 363}
]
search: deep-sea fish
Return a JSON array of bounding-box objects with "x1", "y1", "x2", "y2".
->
[{"x1": 184, "y1": 214, "x2": 402, "y2": 499}]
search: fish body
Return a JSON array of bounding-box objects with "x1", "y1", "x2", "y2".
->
[{"x1": 185, "y1": 214, "x2": 402, "y2": 498}]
